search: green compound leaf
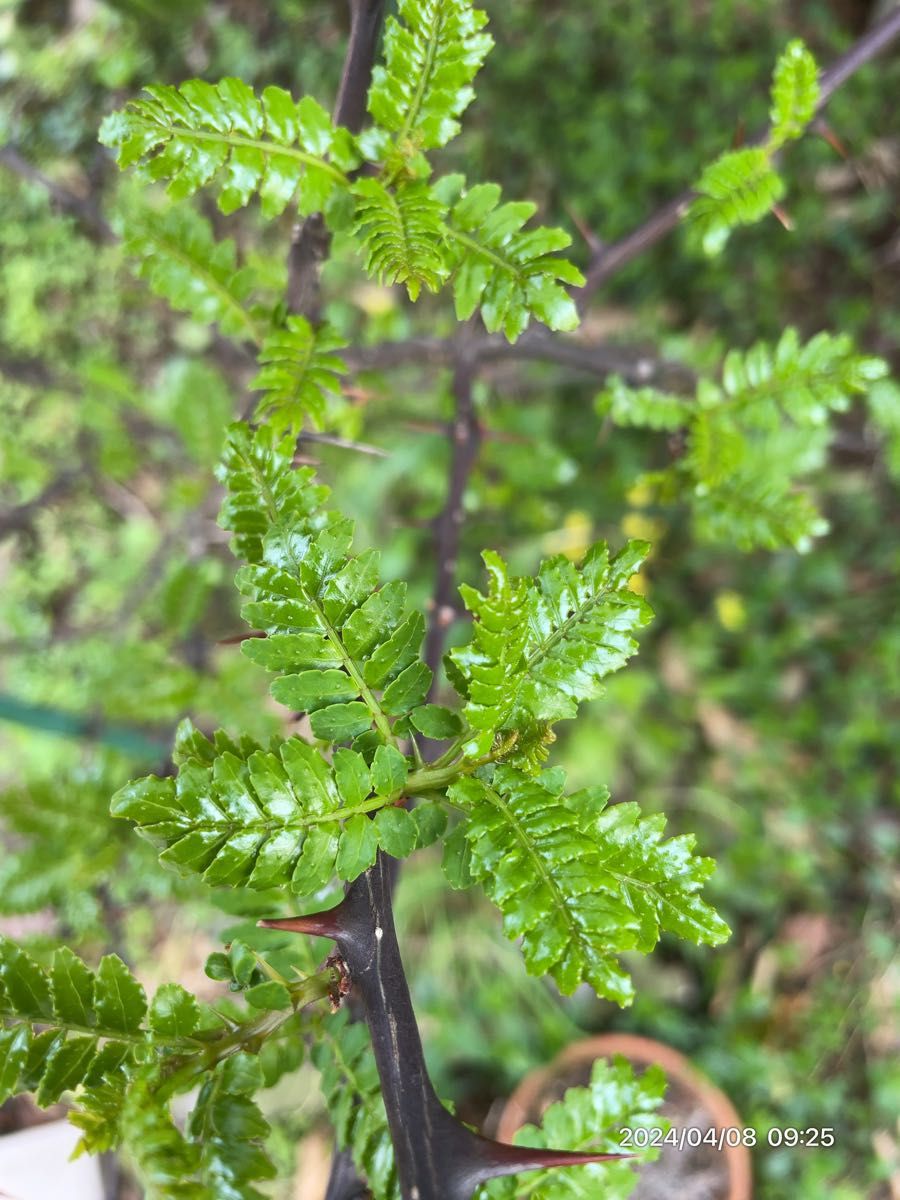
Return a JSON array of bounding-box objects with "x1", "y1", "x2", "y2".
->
[
  {"x1": 111, "y1": 728, "x2": 425, "y2": 895},
  {"x1": 450, "y1": 769, "x2": 729, "y2": 1007},
  {"x1": 122, "y1": 204, "x2": 264, "y2": 342},
  {"x1": 190, "y1": 1059, "x2": 276, "y2": 1197},
  {"x1": 368, "y1": 0, "x2": 493, "y2": 153},
  {"x1": 100, "y1": 78, "x2": 357, "y2": 217},
  {"x1": 216, "y1": 421, "x2": 330, "y2": 566},
  {"x1": 251, "y1": 315, "x2": 347, "y2": 435},
  {"x1": 689, "y1": 468, "x2": 828, "y2": 554},
  {"x1": 481, "y1": 1056, "x2": 667, "y2": 1200},
  {"x1": 448, "y1": 772, "x2": 637, "y2": 1005},
  {"x1": 605, "y1": 328, "x2": 889, "y2": 551},
  {"x1": 688, "y1": 40, "x2": 819, "y2": 257},
  {"x1": 120, "y1": 1060, "x2": 275, "y2": 1200},
  {"x1": 443, "y1": 181, "x2": 584, "y2": 341},
  {"x1": 770, "y1": 39, "x2": 819, "y2": 147},
  {"x1": 449, "y1": 541, "x2": 652, "y2": 760},
  {"x1": 352, "y1": 178, "x2": 448, "y2": 300},
  {"x1": 717, "y1": 327, "x2": 887, "y2": 426},
  {"x1": 0, "y1": 938, "x2": 153, "y2": 1108},
  {"x1": 1, "y1": 938, "x2": 324, "y2": 1190},
  {"x1": 218, "y1": 423, "x2": 430, "y2": 741},
  {"x1": 595, "y1": 375, "x2": 691, "y2": 431},
  {"x1": 119, "y1": 1071, "x2": 205, "y2": 1199},
  {"x1": 688, "y1": 146, "x2": 784, "y2": 257}
]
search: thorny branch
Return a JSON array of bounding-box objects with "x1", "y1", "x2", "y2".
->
[{"x1": 262, "y1": 857, "x2": 629, "y2": 1200}]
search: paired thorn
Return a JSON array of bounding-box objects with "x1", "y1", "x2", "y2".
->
[
  {"x1": 260, "y1": 891, "x2": 635, "y2": 1199},
  {"x1": 465, "y1": 1138, "x2": 636, "y2": 1179}
]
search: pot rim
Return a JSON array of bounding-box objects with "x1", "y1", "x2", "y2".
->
[{"x1": 496, "y1": 1033, "x2": 752, "y2": 1200}]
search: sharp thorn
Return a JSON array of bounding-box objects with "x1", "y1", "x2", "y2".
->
[
  {"x1": 258, "y1": 904, "x2": 346, "y2": 941},
  {"x1": 814, "y1": 118, "x2": 849, "y2": 159}
]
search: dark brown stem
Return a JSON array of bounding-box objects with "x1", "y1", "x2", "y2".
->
[
  {"x1": 332, "y1": 0, "x2": 388, "y2": 131},
  {"x1": 578, "y1": 4, "x2": 900, "y2": 304},
  {"x1": 262, "y1": 856, "x2": 630, "y2": 1200},
  {"x1": 346, "y1": 329, "x2": 693, "y2": 390},
  {"x1": 423, "y1": 346, "x2": 481, "y2": 683},
  {"x1": 324, "y1": 1150, "x2": 371, "y2": 1200},
  {"x1": 287, "y1": 0, "x2": 386, "y2": 318}
]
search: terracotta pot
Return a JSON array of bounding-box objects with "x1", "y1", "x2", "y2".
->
[{"x1": 497, "y1": 1034, "x2": 752, "y2": 1200}]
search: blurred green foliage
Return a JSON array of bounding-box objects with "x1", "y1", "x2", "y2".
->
[{"x1": 0, "y1": 1, "x2": 897, "y2": 1197}]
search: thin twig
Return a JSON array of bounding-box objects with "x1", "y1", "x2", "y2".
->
[
  {"x1": 262, "y1": 860, "x2": 628, "y2": 1200},
  {"x1": 298, "y1": 430, "x2": 389, "y2": 457},
  {"x1": 578, "y1": 5, "x2": 900, "y2": 304},
  {"x1": 345, "y1": 330, "x2": 695, "y2": 389},
  {"x1": 0, "y1": 145, "x2": 115, "y2": 242}
]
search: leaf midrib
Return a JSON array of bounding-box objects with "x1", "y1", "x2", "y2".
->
[
  {"x1": 397, "y1": 1, "x2": 446, "y2": 145},
  {"x1": 480, "y1": 786, "x2": 588, "y2": 959},
  {"x1": 523, "y1": 576, "x2": 617, "y2": 675},
  {"x1": 144, "y1": 119, "x2": 348, "y2": 184},
  {"x1": 147, "y1": 229, "x2": 264, "y2": 344},
  {"x1": 153, "y1": 791, "x2": 389, "y2": 835},
  {"x1": 0, "y1": 1008, "x2": 197, "y2": 1049},
  {"x1": 242, "y1": 447, "x2": 396, "y2": 744}
]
